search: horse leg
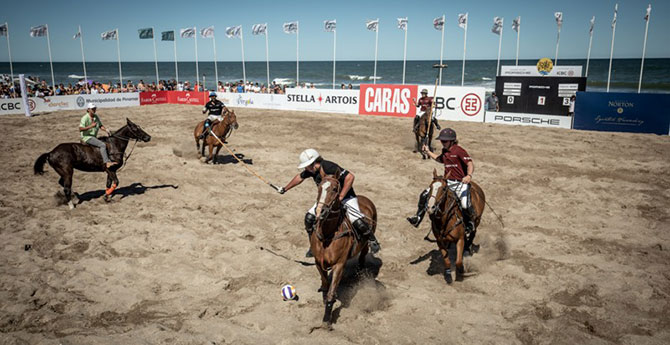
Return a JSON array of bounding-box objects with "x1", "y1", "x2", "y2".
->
[
  {"x1": 358, "y1": 244, "x2": 369, "y2": 271},
  {"x1": 455, "y1": 235, "x2": 465, "y2": 282},
  {"x1": 316, "y1": 264, "x2": 329, "y2": 301},
  {"x1": 214, "y1": 145, "x2": 222, "y2": 164},
  {"x1": 440, "y1": 245, "x2": 453, "y2": 284},
  {"x1": 205, "y1": 143, "x2": 214, "y2": 164},
  {"x1": 104, "y1": 171, "x2": 118, "y2": 202},
  {"x1": 323, "y1": 262, "x2": 345, "y2": 326}
]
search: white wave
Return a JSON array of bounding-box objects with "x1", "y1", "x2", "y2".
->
[
  {"x1": 369, "y1": 76, "x2": 382, "y2": 80},
  {"x1": 68, "y1": 74, "x2": 86, "y2": 79},
  {"x1": 348, "y1": 75, "x2": 367, "y2": 80},
  {"x1": 272, "y1": 78, "x2": 294, "y2": 85},
  {"x1": 481, "y1": 77, "x2": 492, "y2": 81}
]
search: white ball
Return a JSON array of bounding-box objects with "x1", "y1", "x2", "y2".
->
[{"x1": 281, "y1": 284, "x2": 297, "y2": 301}]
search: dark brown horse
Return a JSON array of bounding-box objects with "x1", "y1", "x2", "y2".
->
[
  {"x1": 193, "y1": 108, "x2": 239, "y2": 164},
  {"x1": 33, "y1": 119, "x2": 151, "y2": 209},
  {"x1": 312, "y1": 170, "x2": 378, "y2": 328},
  {"x1": 426, "y1": 169, "x2": 485, "y2": 284},
  {"x1": 414, "y1": 109, "x2": 436, "y2": 159}
]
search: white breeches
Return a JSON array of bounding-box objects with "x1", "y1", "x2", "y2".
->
[{"x1": 308, "y1": 196, "x2": 362, "y2": 223}]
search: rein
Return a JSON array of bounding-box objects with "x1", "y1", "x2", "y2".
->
[{"x1": 109, "y1": 125, "x2": 140, "y2": 171}]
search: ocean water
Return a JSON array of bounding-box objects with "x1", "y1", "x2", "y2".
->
[{"x1": 1, "y1": 58, "x2": 668, "y2": 93}]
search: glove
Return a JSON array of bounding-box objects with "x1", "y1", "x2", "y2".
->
[{"x1": 277, "y1": 187, "x2": 286, "y2": 194}]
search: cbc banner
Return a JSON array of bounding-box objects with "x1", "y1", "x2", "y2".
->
[{"x1": 419, "y1": 85, "x2": 485, "y2": 122}]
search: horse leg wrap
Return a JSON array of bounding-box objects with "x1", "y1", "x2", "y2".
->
[{"x1": 105, "y1": 183, "x2": 117, "y2": 196}]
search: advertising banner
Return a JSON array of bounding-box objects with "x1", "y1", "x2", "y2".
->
[
  {"x1": 500, "y1": 65, "x2": 582, "y2": 77},
  {"x1": 484, "y1": 111, "x2": 572, "y2": 129},
  {"x1": 358, "y1": 84, "x2": 418, "y2": 117},
  {"x1": 573, "y1": 92, "x2": 670, "y2": 135},
  {"x1": 68, "y1": 93, "x2": 141, "y2": 110},
  {"x1": 418, "y1": 85, "x2": 485, "y2": 122},
  {"x1": 284, "y1": 88, "x2": 359, "y2": 114},
  {"x1": 217, "y1": 92, "x2": 288, "y2": 110},
  {"x1": 0, "y1": 98, "x2": 31, "y2": 115},
  {"x1": 140, "y1": 91, "x2": 169, "y2": 105},
  {"x1": 168, "y1": 91, "x2": 208, "y2": 105},
  {"x1": 495, "y1": 76, "x2": 586, "y2": 116}
]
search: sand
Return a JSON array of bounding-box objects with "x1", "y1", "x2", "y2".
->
[{"x1": 1, "y1": 104, "x2": 669, "y2": 345}]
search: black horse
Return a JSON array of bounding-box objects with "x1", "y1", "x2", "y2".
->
[{"x1": 34, "y1": 118, "x2": 151, "y2": 209}]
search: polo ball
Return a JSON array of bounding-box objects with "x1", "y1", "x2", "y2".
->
[{"x1": 281, "y1": 284, "x2": 297, "y2": 301}]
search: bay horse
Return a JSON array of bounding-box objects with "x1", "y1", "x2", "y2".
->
[
  {"x1": 414, "y1": 108, "x2": 436, "y2": 159},
  {"x1": 33, "y1": 118, "x2": 151, "y2": 209},
  {"x1": 193, "y1": 108, "x2": 239, "y2": 164},
  {"x1": 426, "y1": 169, "x2": 485, "y2": 284},
  {"x1": 312, "y1": 170, "x2": 378, "y2": 328}
]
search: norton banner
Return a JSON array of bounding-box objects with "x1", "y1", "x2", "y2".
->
[
  {"x1": 358, "y1": 84, "x2": 417, "y2": 117},
  {"x1": 419, "y1": 85, "x2": 486, "y2": 122}
]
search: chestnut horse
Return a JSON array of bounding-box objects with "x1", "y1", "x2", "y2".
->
[
  {"x1": 33, "y1": 119, "x2": 151, "y2": 209},
  {"x1": 193, "y1": 108, "x2": 239, "y2": 164},
  {"x1": 414, "y1": 109, "x2": 436, "y2": 159},
  {"x1": 426, "y1": 169, "x2": 485, "y2": 284},
  {"x1": 312, "y1": 170, "x2": 378, "y2": 327}
]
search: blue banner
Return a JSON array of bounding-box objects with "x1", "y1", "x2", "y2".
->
[{"x1": 573, "y1": 92, "x2": 670, "y2": 135}]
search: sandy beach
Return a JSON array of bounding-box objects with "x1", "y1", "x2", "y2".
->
[{"x1": 1, "y1": 104, "x2": 669, "y2": 345}]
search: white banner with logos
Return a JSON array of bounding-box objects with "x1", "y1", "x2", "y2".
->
[
  {"x1": 418, "y1": 85, "x2": 486, "y2": 122},
  {"x1": 485, "y1": 111, "x2": 572, "y2": 129},
  {"x1": 284, "y1": 89, "x2": 358, "y2": 114},
  {"x1": 0, "y1": 93, "x2": 140, "y2": 116},
  {"x1": 216, "y1": 92, "x2": 288, "y2": 110},
  {"x1": 500, "y1": 65, "x2": 582, "y2": 77}
]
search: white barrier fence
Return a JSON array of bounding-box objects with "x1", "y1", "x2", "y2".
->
[
  {"x1": 0, "y1": 93, "x2": 140, "y2": 116},
  {"x1": 216, "y1": 89, "x2": 359, "y2": 114}
]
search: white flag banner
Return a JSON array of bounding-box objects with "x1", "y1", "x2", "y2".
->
[
  {"x1": 397, "y1": 17, "x2": 408, "y2": 30},
  {"x1": 433, "y1": 16, "x2": 444, "y2": 30},
  {"x1": 644, "y1": 4, "x2": 651, "y2": 21},
  {"x1": 283, "y1": 21, "x2": 298, "y2": 34},
  {"x1": 180, "y1": 27, "x2": 196, "y2": 38},
  {"x1": 101, "y1": 29, "x2": 117, "y2": 40},
  {"x1": 492, "y1": 17, "x2": 503, "y2": 35},
  {"x1": 589, "y1": 16, "x2": 595, "y2": 34},
  {"x1": 0, "y1": 23, "x2": 7, "y2": 37},
  {"x1": 226, "y1": 25, "x2": 241, "y2": 38},
  {"x1": 73, "y1": 29, "x2": 81, "y2": 39},
  {"x1": 30, "y1": 25, "x2": 48, "y2": 37},
  {"x1": 366, "y1": 19, "x2": 379, "y2": 32},
  {"x1": 252, "y1": 23, "x2": 267, "y2": 35},
  {"x1": 458, "y1": 13, "x2": 468, "y2": 29},
  {"x1": 612, "y1": 4, "x2": 618, "y2": 28},
  {"x1": 555, "y1": 12, "x2": 563, "y2": 29},
  {"x1": 324, "y1": 20, "x2": 336, "y2": 32},
  {"x1": 200, "y1": 26, "x2": 215, "y2": 38},
  {"x1": 512, "y1": 16, "x2": 520, "y2": 32}
]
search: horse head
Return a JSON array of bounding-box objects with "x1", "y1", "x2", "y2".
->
[
  {"x1": 315, "y1": 170, "x2": 343, "y2": 238},
  {"x1": 427, "y1": 169, "x2": 452, "y2": 216},
  {"x1": 224, "y1": 107, "x2": 239, "y2": 130},
  {"x1": 124, "y1": 118, "x2": 152, "y2": 142}
]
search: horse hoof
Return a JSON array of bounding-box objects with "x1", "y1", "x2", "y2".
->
[
  {"x1": 322, "y1": 321, "x2": 333, "y2": 331},
  {"x1": 67, "y1": 201, "x2": 75, "y2": 210},
  {"x1": 444, "y1": 273, "x2": 453, "y2": 284},
  {"x1": 104, "y1": 195, "x2": 112, "y2": 203}
]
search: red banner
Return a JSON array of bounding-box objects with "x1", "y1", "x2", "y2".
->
[
  {"x1": 358, "y1": 84, "x2": 417, "y2": 117},
  {"x1": 140, "y1": 91, "x2": 169, "y2": 105},
  {"x1": 168, "y1": 91, "x2": 208, "y2": 105}
]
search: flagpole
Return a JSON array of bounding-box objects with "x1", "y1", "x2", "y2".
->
[
  {"x1": 45, "y1": 24, "x2": 55, "y2": 94},
  {"x1": 607, "y1": 6, "x2": 617, "y2": 92},
  {"x1": 586, "y1": 21, "x2": 594, "y2": 77},
  {"x1": 5, "y1": 23, "x2": 14, "y2": 88},
  {"x1": 496, "y1": 19, "x2": 503, "y2": 76},
  {"x1": 439, "y1": 15, "x2": 444, "y2": 85},
  {"x1": 402, "y1": 20, "x2": 407, "y2": 85},
  {"x1": 515, "y1": 17, "x2": 520, "y2": 66},
  {"x1": 332, "y1": 27, "x2": 336, "y2": 89},
  {"x1": 296, "y1": 21, "x2": 299, "y2": 85},
  {"x1": 241, "y1": 27, "x2": 247, "y2": 86},
  {"x1": 461, "y1": 14, "x2": 468, "y2": 86},
  {"x1": 555, "y1": 26, "x2": 561, "y2": 66},
  {"x1": 78, "y1": 26, "x2": 88, "y2": 92},
  {"x1": 195, "y1": 26, "x2": 200, "y2": 91},
  {"x1": 152, "y1": 27, "x2": 159, "y2": 86},
  {"x1": 213, "y1": 34, "x2": 218, "y2": 89},
  {"x1": 173, "y1": 34, "x2": 179, "y2": 85},
  {"x1": 116, "y1": 29, "x2": 123, "y2": 86},
  {"x1": 638, "y1": 6, "x2": 650, "y2": 93},
  {"x1": 374, "y1": 19, "x2": 378, "y2": 85},
  {"x1": 265, "y1": 25, "x2": 270, "y2": 88}
]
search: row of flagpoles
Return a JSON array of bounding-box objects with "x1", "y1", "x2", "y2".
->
[{"x1": 0, "y1": 4, "x2": 654, "y2": 93}]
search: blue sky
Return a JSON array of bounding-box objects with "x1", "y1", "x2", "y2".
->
[{"x1": 0, "y1": 0, "x2": 667, "y2": 62}]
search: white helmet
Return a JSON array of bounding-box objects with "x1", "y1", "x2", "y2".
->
[{"x1": 297, "y1": 148, "x2": 320, "y2": 169}]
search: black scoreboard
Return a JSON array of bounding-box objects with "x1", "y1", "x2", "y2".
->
[{"x1": 495, "y1": 76, "x2": 587, "y2": 116}]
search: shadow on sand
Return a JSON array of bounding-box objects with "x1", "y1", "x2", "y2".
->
[{"x1": 74, "y1": 183, "x2": 179, "y2": 204}]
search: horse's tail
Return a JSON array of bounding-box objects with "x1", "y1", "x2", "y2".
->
[{"x1": 34, "y1": 152, "x2": 50, "y2": 175}]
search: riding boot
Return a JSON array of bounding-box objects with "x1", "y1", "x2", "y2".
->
[
  {"x1": 407, "y1": 189, "x2": 429, "y2": 228},
  {"x1": 199, "y1": 120, "x2": 211, "y2": 139},
  {"x1": 433, "y1": 117, "x2": 441, "y2": 130},
  {"x1": 413, "y1": 116, "x2": 420, "y2": 133},
  {"x1": 463, "y1": 205, "x2": 478, "y2": 254},
  {"x1": 304, "y1": 213, "x2": 316, "y2": 258},
  {"x1": 353, "y1": 219, "x2": 380, "y2": 254}
]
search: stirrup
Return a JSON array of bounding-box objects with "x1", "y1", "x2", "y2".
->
[{"x1": 407, "y1": 215, "x2": 422, "y2": 228}]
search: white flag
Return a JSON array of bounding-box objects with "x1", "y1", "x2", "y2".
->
[
  {"x1": 283, "y1": 21, "x2": 298, "y2": 34},
  {"x1": 433, "y1": 16, "x2": 444, "y2": 31},
  {"x1": 612, "y1": 4, "x2": 618, "y2": 28},
  {"x1": 101, "y1": 29, "x2": 117, "y2": 40},
  {"x1": 73, "y1": 29, "x2": 81, "y2": 39},
  {"x1": 555, "y1": 12, "x2": 563, "y2": 29},
  {"x1": 200, "y1": 26, "x2": 215, "y2": 38},
  {"x1": 252, "y1": 23, "x2": 267, "y2": 35},
  {"x1": 458, "y1": 13, "x2": 468, "y2": 29},
  {"x1": 644, "y1": 4, "x2": 651, "y2": 21},
  {"x1": 397, "y1": 18, "x2": 407, "y2": 31},
  {"x1": 30, "y1": 25, "x2": 48, "y2": 37},
  {"x1": 324, "y1": 20, "x2": 336, "y2": 32},
  {"x1": 226, "y1": 26, "x2": 241, "y2": 38},
  {"x1": 180, "y1": 27, "x2": 196, "y2": 38},
  {"x1": 512, "y1": 16, "x2": 521, "y2": 32},
  {"x1": 366, "y1": 19, "x2": 379, "y2": 32},
  {"x1": 589, "y1": 16, "x2": 595, "y2": 34},
  {"x1": 492, "y1": 17, "x2": 503, "y2": 35},
  {"x1": 0, "y1": 23, "x2": 7, "y2": 37}
]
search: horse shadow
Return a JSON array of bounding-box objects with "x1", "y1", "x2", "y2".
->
[
  {"x1": 212, "y1": 153, "x2": 253, "y2": 165},
  {"x1": 74, "y1": 183, "x2": 179, "y2": 204},
  {"x1": 328, "y1": 254, "x2": 385, "y2": 324},
  {"x1": 409, "y1": 247, "x2": 458, "y2": 276}
]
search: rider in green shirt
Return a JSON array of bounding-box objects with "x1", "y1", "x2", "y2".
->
[{"x1": 79, "y1": 103, "x2": 116, "y2": 169}]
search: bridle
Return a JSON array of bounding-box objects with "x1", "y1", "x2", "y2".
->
[
  {"x1": 316, "y1": 178, "x2": 342, "y2": 222},
  {"x1": 110, "y1": 124, "x2": 142, "y2": 142}
]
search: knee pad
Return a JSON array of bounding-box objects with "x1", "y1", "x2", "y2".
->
[{"x1": 304, "y1": 213, "x2": 316, "y2": 232}]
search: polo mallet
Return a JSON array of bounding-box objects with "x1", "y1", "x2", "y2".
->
[{"x1": 423, "y1": 64, "x2": 448, "y2": 149}]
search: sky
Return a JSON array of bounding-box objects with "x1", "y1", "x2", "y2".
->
[{"x1": 0, "y1": 0, "x2": 668, "y2": 62}]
